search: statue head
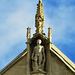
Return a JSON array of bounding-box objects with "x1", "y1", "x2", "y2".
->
[{"x1": 37, "y1": 39, "x2": 42, "y2": 45}]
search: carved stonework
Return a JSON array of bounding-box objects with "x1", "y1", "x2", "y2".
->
[
  {"x1": 31, "y1": 39, "x2": 45, "y2": 72},
  {"x1": 35, "y1": 0, "x2": 44, "y2": 34},
  {"x1": 48, "y1": 27, "x2": 52, "y2": 43},
  {"x1": 27, "y1": 27, "x2": 31, "y2": 39}
]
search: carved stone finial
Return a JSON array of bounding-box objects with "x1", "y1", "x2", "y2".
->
[
  {"x1": 27, "y1": 27, "x2": 31, "y2": 39},
  {"x1": 48, "y1": 27, "x2": 52, "y2": 42},
  {"x1": 39, "y1": 0, "x2": 42, "y2": 3},
  {"x1": 35, "y1": 0, "x2": 44, "y2": 34}
]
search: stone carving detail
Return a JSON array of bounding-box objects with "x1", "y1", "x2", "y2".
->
[
  {"x1": 27, "y1": 27, "x2": 31, "y2": 39},
  {"x1": 35, "y1": 0, "x2": 44, "y2": 33},
  {"x1": 31, "y1": 39, "x2": 45, "y2": 71}
]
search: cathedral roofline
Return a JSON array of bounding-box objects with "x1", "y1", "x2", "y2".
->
[
  {"x1": 0, "y1": 49, "x2": 27, "y2": 75},
  {"x1": 0, "y1": 44, "x2": 75, "y2": 74},
  {"x1": 0, "y1": 0, "x2": 75, "y2": 74},
  {"x1": 51, "y1": 44, "x2": 75, "y2": 73}
]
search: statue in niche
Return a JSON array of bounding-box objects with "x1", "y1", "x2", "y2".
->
[{"x1": 31, "y1": 39, "x2": 45, "y2": 72}]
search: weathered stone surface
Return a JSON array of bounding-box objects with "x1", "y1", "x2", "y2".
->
[
  {"x1": 49, "y1": 52, "x2": 75, "y2": 75},
  {"x1": 31, "y1": 74, "x2": 45, "y2": 75},
  {"x1": 0, "y1": 0, "x2": 75, "y2": 75},
  {"x1": 31, "y1": 70, "x2": 46, "y2": 75},
  {"x1": 1, "y1": 50, "x2": 75, "y2": 75},
  {"x1": 3, "y1": 55, "x2": 27, "y2": 75}
]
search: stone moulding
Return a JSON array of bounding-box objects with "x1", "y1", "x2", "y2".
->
[
  {"x1": 31, "y1": 69, "x2": 46, "y2": 75},
  {"x1": 0, "y1": 0, "x2": 75, "y2": 75},
  {"x1": 0, "y1": 49, "x2": 27, "y2": 75},
  {"x1": 0, "y1": 44, "x2": 75, "y2": 74},
  {"x1": 31, "y1": 33, "x2": 49, "y2": 44},
  {"x1": 51, "y1": 44, "x2": 75, "y2": 73}
]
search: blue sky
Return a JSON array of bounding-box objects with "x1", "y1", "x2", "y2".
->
[{"x1": 0, "y1": 0, "x2": 75, "y2": 70}]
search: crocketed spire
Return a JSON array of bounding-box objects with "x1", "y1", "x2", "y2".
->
[{"x1": 35, "y1": 0, "x2": 44, "y2": 34}]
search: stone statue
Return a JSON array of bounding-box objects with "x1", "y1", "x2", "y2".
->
[{"x1": 31, "y1": 39, "x2": 45, "y2": 71}]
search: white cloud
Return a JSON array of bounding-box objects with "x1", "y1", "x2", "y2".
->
[
  {"x1": 0, "y1": 0, "x2": 36, "y2": 67},
  {"x1": 44, "y1": 3, "x2": 75, "y2": 44},
  {"x1": 0, "y1": 0, "x2": 75, "y2": 70},
  {"x1": 0, "y1": 0, "x2": 75, "y2": 57}
]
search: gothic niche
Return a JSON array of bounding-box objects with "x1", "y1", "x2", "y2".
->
[{"x1": 31, "y1": 39, "x2": 45, "y2": 72}]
